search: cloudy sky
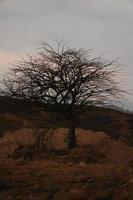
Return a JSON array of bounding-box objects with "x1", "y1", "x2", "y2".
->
[{"x1": 0, "y1": 0, "x2": 133, "y2": 109}]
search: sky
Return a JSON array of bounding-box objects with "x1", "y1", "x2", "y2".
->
[{"x1": 0, "y1": 0, "x2": 133, "y2": 109}]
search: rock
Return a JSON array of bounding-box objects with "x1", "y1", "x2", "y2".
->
[
  {"x1": 44, "y1": 128, "x2": 68, "y2": 151},
  {"x1": 78, "y1": 161, "x2": 87, "y2": 168},
  {"x1": 0, "y1": 128, "x2": 35, "y2": 147},
  {"x1": 76, "y1": 129, "x2": 109, "y2": 147},
  {"x1": 43, "y1": 128, "x2": 108, "y2": 151},
  {"x1": 67, "y1": 162, "x2": 74, "y2": 166}
]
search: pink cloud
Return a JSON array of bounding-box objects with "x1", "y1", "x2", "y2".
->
[{"x1": 0, "y1": 50, "x2": 18, "y2": 65}]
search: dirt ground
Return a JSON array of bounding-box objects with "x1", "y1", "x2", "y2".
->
[{"x1": 0, "y1": 127, "x2": 133, "y2": 200}]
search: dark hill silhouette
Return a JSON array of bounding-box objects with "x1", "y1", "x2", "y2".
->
[{"x1": 0, "y1": 95, "x2": 133, "y2": 145}]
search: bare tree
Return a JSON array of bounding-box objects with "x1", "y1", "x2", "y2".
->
[{"x1": 1, "y1": 42, "x2": 124, "y2": 148}]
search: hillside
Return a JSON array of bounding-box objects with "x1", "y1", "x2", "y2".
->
[
  {"x1": 0, "y1": 96, "x2": 133, "y2": 200},
  {"x1": 0, "y1": 96, "x2": 133, "y2": 145}
]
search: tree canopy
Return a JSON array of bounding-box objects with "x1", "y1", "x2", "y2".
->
[{"x1": 1, "y1": 42, "x2": 123, "y2": 117}]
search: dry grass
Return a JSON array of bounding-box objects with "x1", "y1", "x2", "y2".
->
[{"x1": 0, "y1": 98, "x2": 133, "y2": 199}]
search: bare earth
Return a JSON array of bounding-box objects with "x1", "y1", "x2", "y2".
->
[{"x1": 0, "y1": 126, "x2": 133, "y2": 200}]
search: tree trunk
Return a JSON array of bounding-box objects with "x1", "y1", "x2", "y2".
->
[
  {"x1": 34, "y1": 129, "x2": 45, "y2": 150},
  {"x1": 68, "y1": 126, "x2": 77, "y2": 149}
]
